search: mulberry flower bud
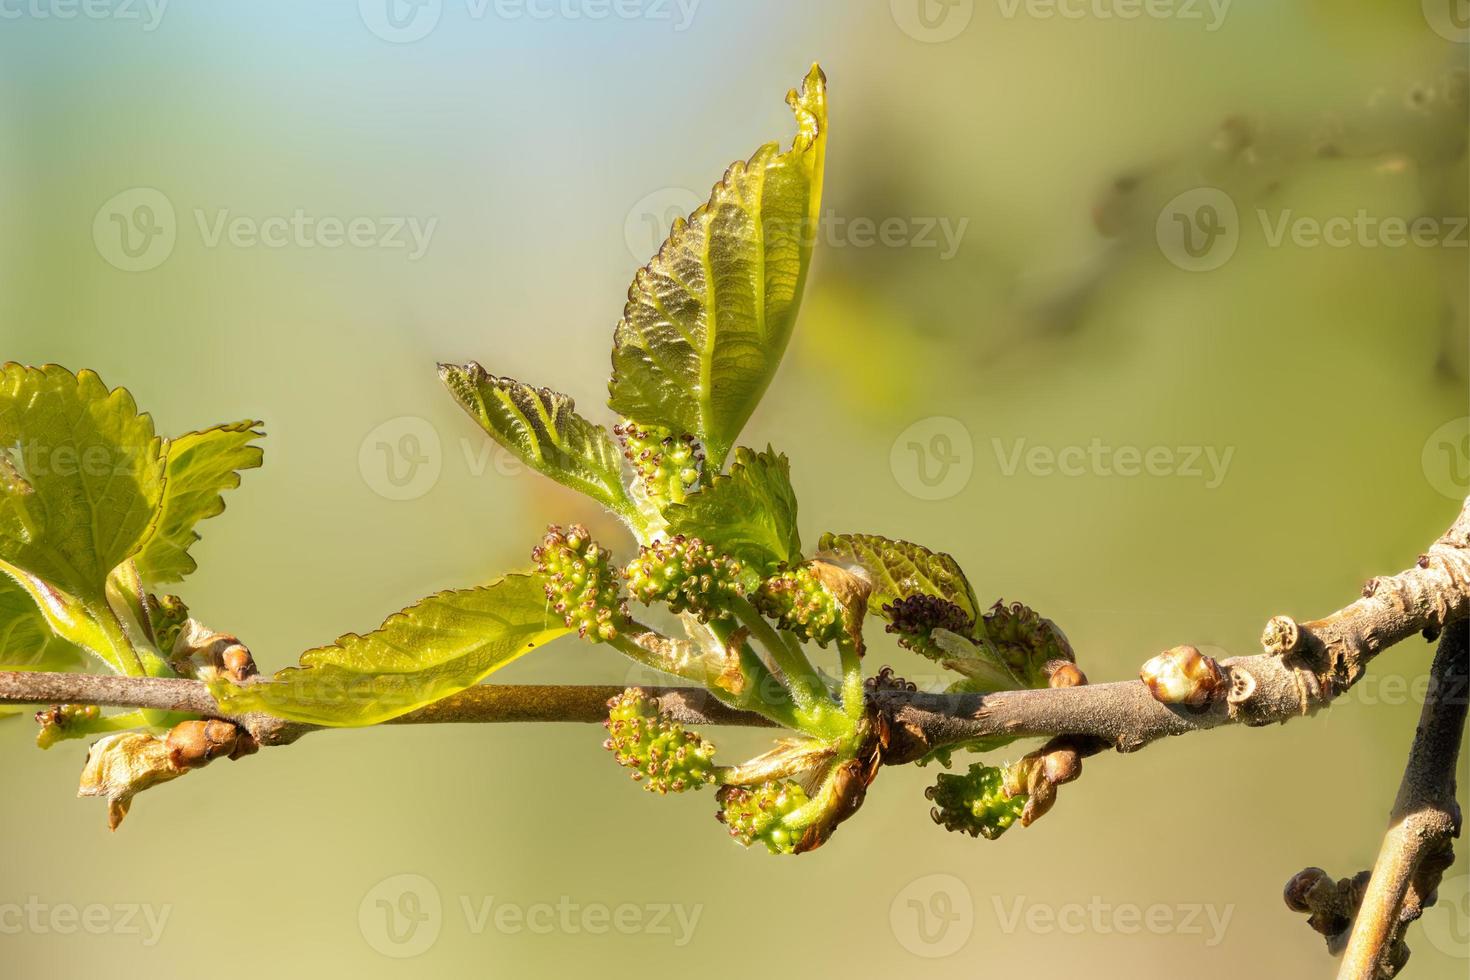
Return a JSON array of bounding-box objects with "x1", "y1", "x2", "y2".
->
[
  {"x1": 532, "y1": 524, "x2": 625, "y2": 642},
  {"x1": 883, "y1": 594, "x2": 974, "y2": 659},
  {"x1": 603, "y1": 688, "x2": 716, "y2": 793},
  {"x1": 146, "y1": 593, "x2": 189, "y2": 654},
  {"x1": 1139, "y1": 645, "x2": 1226, "y2": 707},
  {"x1": 623, "y1": 535, "x2": 748, "y2": 622},
  {"x1": 716, "y1": 779, "x2": 810, "y2": 854},
  {"x1": 754, "y1": 565, "x2": 844, "y2": 646},
  {"x1": 925, "y1": 763, "x2": 1027, "y2": 840},
  {"x1": 980, "y1": 601, "x2": 1077, "y2": 687},
  {"x1": 614, "y1": 420, "x2": 703, "y2": 504}
]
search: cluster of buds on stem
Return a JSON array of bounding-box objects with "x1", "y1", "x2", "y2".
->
[
  {"x1": 883, "y1": 594, "x2": 973, "y2": 659},
  {"x1": 980, "y1": 600, "x2": 1077, "y2": 685},
  {"x1": 603, "y1": 688, "x2": 717, "y2": 793},
  {"x1": 623, "y1": 534, "x2": 749, "y2": 622},
  {"x1": 925, "y1": 763, "x2": 1027, "y2": 840},
  {"x1": 613, "y1": 420, "x2": 703, "y2": 505},
  {"x1": 144, "y1": 593, "x2": 189, "y2": 653},
  {"x1": 754, "y1": 565, "x2": 844, "y2": 646},
  {"x1": 532, "y1": 524, "x2": 625, "y2": 642},
  {"x1": 715, "y1": 779, "x2": 811, "y2": 854}
]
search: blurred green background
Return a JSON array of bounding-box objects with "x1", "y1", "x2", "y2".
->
[{"x1": 2, "y1": 1, "x2": 1467, "y2": 977}]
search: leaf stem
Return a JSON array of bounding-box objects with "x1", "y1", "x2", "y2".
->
[{"x1": 728, "y1": 596, "x2": 839, "y2": 733}]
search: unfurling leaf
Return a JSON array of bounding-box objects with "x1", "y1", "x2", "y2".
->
[
  {"x1": 663, "y1": 447, "x2": 800, "y2": 573},
  {"x1": 816, "y1": 532, "x2": 979, "y2": 623},
  {"x1": 609, "y1": 64, "x2": 828, "y2": 469},
  {"x1": 440, "y1": 363, "x2": 633, "y2": 516},
  {"x1": 77, "y1": 732, "x2": 186, "y2": 831},
  {"x1": 134, "y1": 421, "x2": 264, "y2": 583},
  {"x1": 210, "y1": 574, "x2": 570, "y2": 726},
  {"x1": 0, "y1": 364, "x2": 165, "y2": 601}
]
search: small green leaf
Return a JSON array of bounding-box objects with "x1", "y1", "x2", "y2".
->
[
  {"x1": 134, "y1": 421, "x2": 264, "y2": 584},
  {"x1": 440, "y1": 363, "x2": 633, "y2": 516},
  {"x1": 210, "y1": 573, "x2": 570, "y2": 726},
  {"x1": 816, "y1": 532, "x2": 979, "y2": 623},
  {"x1": 609, "y1": 64, "x2": 828, "y2": 469},
  {"x1": 663, "y1": 447, "x2": 800, "y2": 573},
  {"x1": 0, "y1": 364, "x2": 165, "y2": 601},
  {"x1": 0, "y1": 574, "x2": 89, "y2": 673}
]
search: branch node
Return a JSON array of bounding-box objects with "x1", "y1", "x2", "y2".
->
[{"x1": 1262, "y1": 615, "x2": 1302, "y2": 656}]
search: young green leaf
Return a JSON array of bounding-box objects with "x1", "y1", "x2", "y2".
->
[
  {"x1": 816, "y1": 532, "x2": 979, "y2": 623},
  {"x1": 0, "y1": 575, "x2": 89, "y2": 673},
  {"x1": 133, "y1": 421, "x2": 264, "y2": 584},
  {"x1": 608, "y1": 64, "x2": 828, "y2": 470},
  {"x1": 0, "y1": 365, "x2": 166, "y2": 600},
  {"x1": 440, "y1": 363, "x2": 634, "y2": 517},
  {"x1": 663, "y1": 447, "x2": 800, "y2": 574},
  {"x1": 209, "y1": 573, "x2": 570, "y2": 726}
]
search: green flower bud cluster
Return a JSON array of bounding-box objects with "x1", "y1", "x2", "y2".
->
[
  {"x1": 882, "y1": 593, "x2": 974, "y2": 659},
  {"x1": 623, "y1": 534, "x2": 748, "y2": 622},
  {"x1": 716, "y1": 779, "x2": 810, "y2": 854},
  {"x1": 925, "y1": 763, "x2": 1027, "y2": 840},
  {"x1": 146, "y1": 593, "x2": 189, "y2": 654},
  {"x1": 613, "y1": 420, "x2": 703, "y2": 504},
  {"x1": 532, "y1": 524, "x2": 624, "y2": 642},
  {"x1": 981, "y1": 601, "x2": 1076, "y2": 684},
  {"x1": 754, "y1": 565, "x2": 843, "y2": 646},
  {"x1": 603, "y1": 688, "x2": 717, "y2": 793}
]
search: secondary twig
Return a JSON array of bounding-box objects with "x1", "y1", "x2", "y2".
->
[{"x1": 1336, "y1": 618, "x2": 1467, "y2": 979}]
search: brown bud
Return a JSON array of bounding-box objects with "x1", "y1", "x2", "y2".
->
[
  {"x1": 1042, "y1": 748, "x2": 1082, "y2": 786},
  {"x1": 219, "y1": 643, "x2": 258, "y2": 683},
  {"x1": 1284, "y1": 867, "x2": 1330, "y2": 913},
  {"x1": 1020, "y1": 778, "x2": 1056, "y2": 826},
  {"x1": 165, "y1": 719, "x2": 255, "y2": 770},
  {"x1": 1140, "y1": 645, "x2": 1226, "y2": 707},
  {"x1": 1047, "y1": 662, "x2": 1087, "y2": 688}
]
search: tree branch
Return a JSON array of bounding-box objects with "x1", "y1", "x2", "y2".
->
[
  {"x1": 1336, "y1": 617, "x2": 1467, "y2": 979},
  {"x1": 3, "y1": 497, "x2": 1468, "y2": 759}
]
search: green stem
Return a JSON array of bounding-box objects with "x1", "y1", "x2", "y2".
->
[
  {"x1": 701, "y1": 618, "x2": 804, "y2": 731},
  {"x1": 728, "y1": 597, "x2": 839, "y2": 733},
  {"x1": 837, "y1": 633, "x2": 865, "y2": 724}
]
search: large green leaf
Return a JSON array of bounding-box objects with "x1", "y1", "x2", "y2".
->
[
  {"x1": 0, "y1": 364, "x2": 165, "y2": 600},
  {"x1": 209, "y1": 573, "x2": 570, "y2": 726},
  {"x1": 134, "y1": 421, "x2": 264, "y2": 584},
  {"x1": 0, "y1": 574, "x2": 89, "y2": 673},
  {"x1": 816, "y1": 532, "x2": 980, "y2": 623},
  {"x1": 663, "y1": 447, "x2": 800, "y2": 573},
  {"x1": 440, "y1": 363, "x2": 633, "y2": 515},
  {"x1": 608, "y1": 64, "x2": 828, "y2": 469}
]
